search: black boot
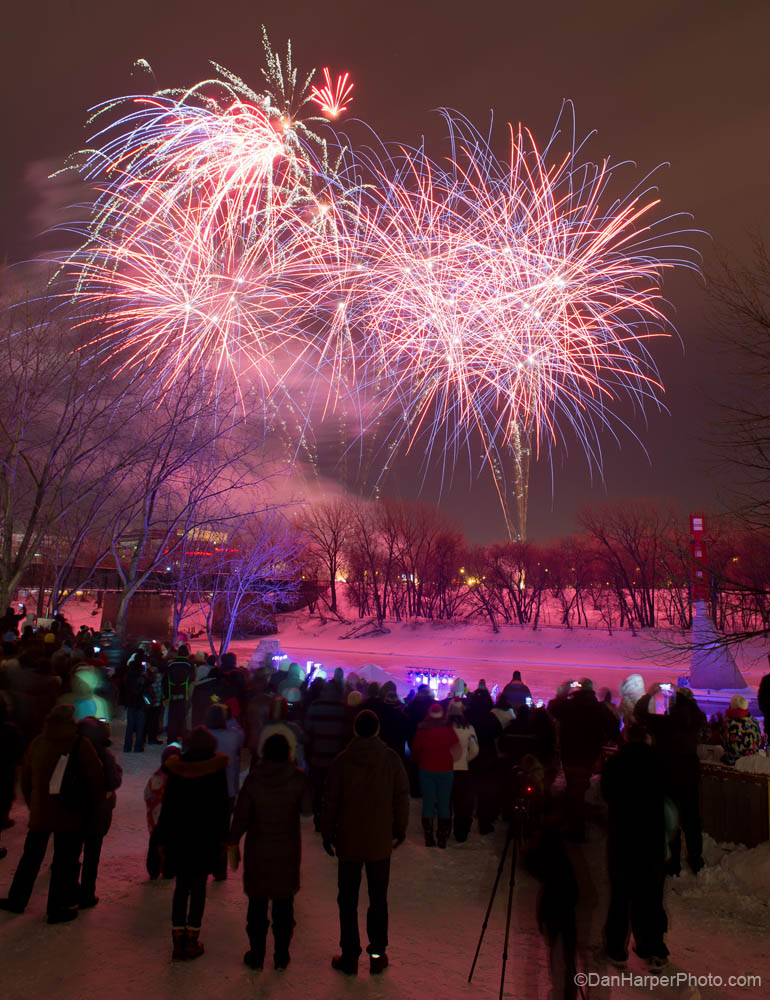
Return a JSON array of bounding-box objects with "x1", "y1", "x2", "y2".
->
[
  {"x1": 437, "y1": 818, "x2": 451, "y2": 849},
  {"x1": 422, "y1": 817, "x2": 436, "y2": 847},
  {"x1": 273, "y1": 903, "x2": 295, "y2": 969},
  {"x1": 244, "y1": 947, "x2": 264, "y2": 970}
]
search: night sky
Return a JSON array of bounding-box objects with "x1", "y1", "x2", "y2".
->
[{"x1": 3, "y1": 0, "x2": 769, "y2": 542}]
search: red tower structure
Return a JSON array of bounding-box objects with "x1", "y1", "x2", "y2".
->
[{"x1": 689, "y1": 512, "x2": 709, "y2": 603}]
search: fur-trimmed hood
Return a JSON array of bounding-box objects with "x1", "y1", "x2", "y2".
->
[{"x1": 164, "y1": 751, "x2": 229, "y2": 779}]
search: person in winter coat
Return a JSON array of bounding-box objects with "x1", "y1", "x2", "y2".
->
[
  {"x1": 164, "y1": 646, "x2": 195, "y2": 745},
  {"x1": 322, "y1": 709, "x2": 410, "y2": 976},
  {"x1": 473, "y1": 696, "x2": 515, "y2": 835},
  {"x1": 447, "y1": 699, "x2": 479, "y2": 843},
  {"x1": 526, "y1": 808, "x2": 580, "y2": 1000},
  {"x1": 190, "y1": 665, "x2": 225, "y2": 730},
  {"x1": 155, "y1": 726, "x2": 230, "y2": 960},
  {"x1": 205, "y1": 704, "x2": 244, "y2": 805},
  {"x1": 404, "y1": 684, "x2": 435, "y2": 740},
  {"x1": 411, "y1": 702, "x2": 460, "y2": 848},
  {"x1": 228, "y1": 733, "x2": 312, "y2": 970},
  {"x1": 0, "y1": 704, "x2": 103, "y2": 922},
  {"x1": 245, "y1": 671, "x2": 273, "y2": 760},
  {"x1": 205, "y1": 703, "x2": 244, "y2": 880},
  {"x1": 758, "y1": 664, "x2": 770, "y2": 736},
  {"x1": 304, "y1": 681, "x2": 349, "y2": 831},
  {"x1": 123, "y1": 656, "x2": 150, "y2": 752},
  {"x1": 7, "y1": 657, "x2": 61, "y2": 745},
  {"x1": 373, "y1": 687, "x2": 410, "y2": 761},
  {"x1": 0, "y1": 692, "x2": 24, "y2": 860},
  {"x1": 74, "y1": 717, "x2": 122, "y2": 907},
  {"x1": 502, "y1": 670, "x2": 533, "y2": 712},
  {"x1": 550, "y1": 679, "x2": 619, "y2": 841},
  {"x1": 601, "y1": 725, "x2": 669, "y2": 970},
  {"x1": 619, "y1": 674, "x2": 646, "y2": 730},
  {"x1": 466, "y1": 681, "x2": 494, "y2": 731},
  {"x1": 635, "y1": 685, "x2": 706, "y2": 875},
  {"x1": 144, "y1": 662, "x2": 164, "y2": 745},
  {"x1": 143, "y1": 745, "x2": 182, "y2": 880},
  {"x1": 722, "y1": 695, "x2": 763, "y2": 765},
  {"x1": 258, "y1": 696, "x2": 304, "y2": 763}
]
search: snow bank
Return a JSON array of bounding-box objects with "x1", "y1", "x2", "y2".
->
[{"x1": 669, "y1": 835, "x2": 770, "y2": 927}]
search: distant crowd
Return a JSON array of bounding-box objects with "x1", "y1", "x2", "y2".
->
[{"x1": 1, "y1": 604, "x2": 770, "y2": 989}]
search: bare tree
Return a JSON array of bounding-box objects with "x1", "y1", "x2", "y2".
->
[
  {"x1": 104, "y1": 383, "x2": 267, "y2": 639},
  {"x1": 0, "y1": 299, "x2": 145, "y2": 611},
  {"x1": 196, "y1": 512, "x2": 304, "y2": 654},
  {"x1": 297, "y1": 498, "x2": 348, "y2": 616},
  {"x1": 579, "y1": 501, "x2": 675, "y2": 629},
  {"x1": 710, "y1": 238, "x2": 770, "y2": 530}
]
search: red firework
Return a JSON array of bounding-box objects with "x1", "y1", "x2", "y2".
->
[{"x1": 310, "y1": 68, "x2": 354, "y2": 118}]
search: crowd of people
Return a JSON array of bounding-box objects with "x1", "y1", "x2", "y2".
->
[{"x1": 1, "y1": 606, "x2": 769, "y2": 991}]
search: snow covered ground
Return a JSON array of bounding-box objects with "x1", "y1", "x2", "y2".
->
[
  {"x1": 63, "y1": 595, "x2": 768, "y2": 700},
  {"x1": 1, "y1": 736, "x2": 769, "y2": 1000},
  {"x1": 243, "y1": 609, "x2": 769, "y2": 702},
  {"x1": 3, "y1": 603, "x2": 768, "y2": 998}
]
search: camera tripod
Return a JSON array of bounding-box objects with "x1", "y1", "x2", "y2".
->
[
  {"x1": 467, "y1": 800, "x2": 528, "y2": 1000},
  {"x1": 468, "y1": 798, "x2": 587, "y2": 1000}
]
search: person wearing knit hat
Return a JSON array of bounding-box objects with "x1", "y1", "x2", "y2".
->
[
  {"x1": 228, "y1": 734, "x2": 311, "y2": 970},
  {"x1": 411, "y1": 702, "x2": 460, "y2": 848},
  {"x1": 347, "y1": 690, "x2": 363, "y2": 708},
  {"x1": 502, "y1": 670, "x2": 532, "y2": 712},
  {"x1": 256, "y1": 720, "x2": 299, "y2": 764},
  {"x1": 155, "y1": 725, "x2": 230, "y2": 960},
  {"x1": 722, "y1": 695, "x2": 762, "y2": 765},
  {"x1": 323, "y1": 708, "x2": 409, "y2": 976}
]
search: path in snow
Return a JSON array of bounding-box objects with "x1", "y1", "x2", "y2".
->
[{"x1": 1, "y1": 724, "x2": 769, "y2": 1000}]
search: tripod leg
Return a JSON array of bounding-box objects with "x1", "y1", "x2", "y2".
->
[
  {"x1": 468, "y1": 830, "x2": 513, "y2": 983},
  {"x1": 499, "y1": 835, "x2": 518, "y2": 1000}
]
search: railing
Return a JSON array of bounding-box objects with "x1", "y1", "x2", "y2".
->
[{"x1": 699, "y1": 762, "x2": 769, "y2": 847}]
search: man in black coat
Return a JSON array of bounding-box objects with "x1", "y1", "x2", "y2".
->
[
  {"x1": 322, "y1": 710, "x2": 409, "y2": 977},
  {"x1": 635, "y1": 685, "x2": 706, "y2": 874},
  {"x1": 601, "y1": 725, "x2": 669, "y2": 969},
  {"x1": 550, "y1": 679, "x2": 619, "y2": 841},
  {"x1": 304, "y1": 681, "x2": 349, "y2": 831}
]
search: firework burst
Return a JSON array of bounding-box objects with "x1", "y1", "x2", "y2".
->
[
  {"x1": 310, "y1": 68, "x2": 354, "y2": 118},
  {"x1": 324, "y1": 108, "x2": 698, "y2": 526},
  {"x1": 55, "y1": 30, "x2": 357, "y2": 402}
]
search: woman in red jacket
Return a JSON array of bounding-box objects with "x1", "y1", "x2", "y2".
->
[{"x1": 411, "y1": 702, "x2": 460, "y2": 848}]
